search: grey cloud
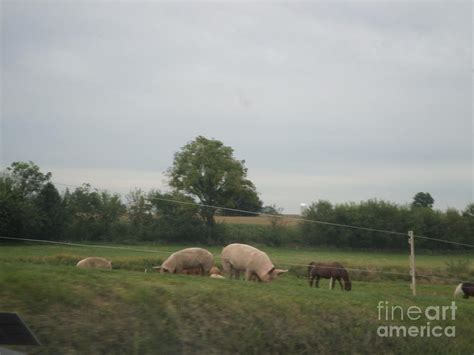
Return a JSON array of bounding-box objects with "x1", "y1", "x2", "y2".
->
[{"x1": 1, "y1": 1, "x2": 471, "y2": 212}]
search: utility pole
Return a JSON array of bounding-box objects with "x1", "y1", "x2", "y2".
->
[{"x1": 408, "y1": 230, "x2": 416, "y2": 296}]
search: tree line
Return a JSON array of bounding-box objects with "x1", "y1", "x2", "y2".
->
[
  {"x1": 300, "y1": 199, "x2": 473, "y2": 250},
  {"x1": 0, "y1": 162, "x2": 207, "y2": 244},
  {"x1": 1, "y1": 136, "x2": 473, "y2": 250}
]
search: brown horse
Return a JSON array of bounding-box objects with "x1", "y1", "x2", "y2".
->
[{"x1": 308, "y1": 261, "x2": 352, "y2": 291}]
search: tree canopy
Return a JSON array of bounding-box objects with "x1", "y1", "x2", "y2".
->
[
  {"x1": 412, "y1": 192, "x2": 434, "y2": 209},
  {"x1": 167, "y1": 136, "x2": 262, "y2": 225},
  {"x1": 6, "y1": 161, "x2": 52, "y2": 198}
]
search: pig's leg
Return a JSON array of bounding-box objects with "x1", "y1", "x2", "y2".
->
[{"x1": 221, "y1": 258, "x2": 232, "y2": 278}]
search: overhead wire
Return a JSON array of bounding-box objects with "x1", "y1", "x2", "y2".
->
[
  {"x1": 0, "y1": 235, "x2": 470, "y2": 284},
  {"x1": 1, "y1": 173, "x2": 474, "y2": 248}
]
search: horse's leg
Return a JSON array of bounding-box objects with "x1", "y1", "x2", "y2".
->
[
  {"x1": 329, "y1": 277, "x2": 334, "y2": 290},
  {"x1": 316, "y1": 275, "x2": 320, "y2": 288},
  {"x1": 309, "y1": 275, "x2": 314, "y2": 287},
  {"x1": 337, "y1": 277, "x2": 343, "y2": 290}
]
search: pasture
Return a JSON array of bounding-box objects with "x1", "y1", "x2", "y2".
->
[
  {"x1": 214, "y1": 215, "x2": 301, "y2": 226},
  {"x1": 1, "y1": 243, "x2": 473, "y2": 354}
]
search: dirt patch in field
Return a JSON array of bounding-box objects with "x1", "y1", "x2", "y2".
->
[{"x1": 215, "y1": 215, "x2": 300, "y2": 226}]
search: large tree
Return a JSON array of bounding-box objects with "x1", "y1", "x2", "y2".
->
[
  {"x1": 411, "y1": 192, "x2": 434, "y2": 209},
  {"x1": 6, "y1": 161, "x2": 52, "y2": 198},
  {"x1": 35, "y1": 182, "x2": 66, "y2": 240},
  {"x1": 0, "y1": 161, "x2": 53, "y2": 238},
  {"x1": 167, "y1": 136, "x2": 262, "y2": 226}
]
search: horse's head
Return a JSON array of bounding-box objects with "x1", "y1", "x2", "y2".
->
[{"x1": 344, "y1": 280, "x2": 352, "y2": 291}]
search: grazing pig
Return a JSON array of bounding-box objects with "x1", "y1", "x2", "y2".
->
[
  {"x1": 221, "y1": 243, "x2": 288, "y2": 282},
  {"x1": 157, "y1": 248, "x2": 213, "y2": 275},
  {"x1": 76, "y1": 257, "x2": 112, "y2": 269}
]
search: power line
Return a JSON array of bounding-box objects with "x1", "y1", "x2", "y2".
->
[
  {"x1": 150, "y1": 196, "x2": 410, "y2": 238},
  {"x1": 412, "y1": 234, "x2": 474, "y2": 249},
  {"x1": 120, "y1": 195, "x2": 474, "y2": 249},
  {"x1": 0, "y1": 235, "x2": 470, "y2": 284},
  {"x1": 52, "y1": 179, "x2": 403, "y2": 238},
  {"x1": 2, "y1": 174, "x2": 474, "y2": 249},
  {"x1": 0, "y1": 236, "x2": 166, "y2": 254}
]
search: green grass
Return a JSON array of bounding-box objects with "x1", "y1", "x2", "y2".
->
[
  {"x1": 1, "y1": 243, "x2": 473, "y2": 354},
  {"x1": 2, "y1": 243, "x2": 472, "y2": 281}
]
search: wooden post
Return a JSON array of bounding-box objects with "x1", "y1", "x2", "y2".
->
[{"x1": 408, "y1": 230, "x2": 416, "y2": 296}]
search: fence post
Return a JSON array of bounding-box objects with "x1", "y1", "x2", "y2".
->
[{"x1": 408, "y1": 230, "x2": 416, "y2": 296}]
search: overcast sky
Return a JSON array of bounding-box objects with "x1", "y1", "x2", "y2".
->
[{"x1": 1, "y1": 1, "x2": 472, "y2": 213}]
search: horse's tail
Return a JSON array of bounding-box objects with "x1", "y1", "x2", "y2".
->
[{"x1": 454, "y1": 283, "x2": 464, "y2": 298}]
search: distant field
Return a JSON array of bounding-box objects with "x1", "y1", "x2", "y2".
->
[
  {"x1": 215, "y1": 214, "x2": 301, "y2": 226},
  {"x1": 1, "y1": 243, "x2": 473, "y2": 354}
]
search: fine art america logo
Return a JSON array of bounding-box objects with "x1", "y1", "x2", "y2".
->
[{"x1": 377, "y1": 301, "x2": 457, "y2": 338}]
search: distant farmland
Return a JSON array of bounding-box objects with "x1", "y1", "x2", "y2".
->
[{"x1": 215, "y1": 215, "x2": 301, "y2": 226}]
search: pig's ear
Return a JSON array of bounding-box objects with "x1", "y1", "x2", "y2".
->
[
  {"x1": 275, "y1": 269, "x2": 288, "y2": 275},
  {"x1": 267, "y1": 267, "x2": 276, "y2": 274}
]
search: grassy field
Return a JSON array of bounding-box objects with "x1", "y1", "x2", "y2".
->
[
  {"x1": 2, "y1": 243, "x2": 472, "y2": 281},
  {"x1": 1, "y1": 243, "x2": 473, "y2": 354}
]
